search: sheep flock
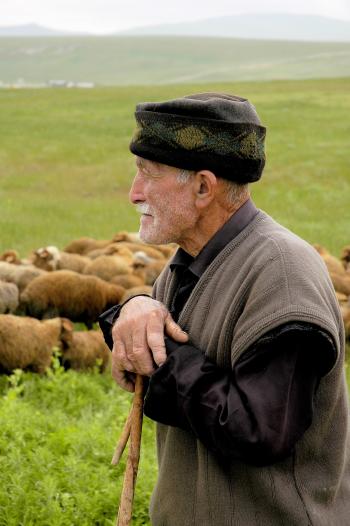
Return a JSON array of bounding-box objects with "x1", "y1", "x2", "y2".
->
[
  {"x1": 0, "y1": 232, "x2": 176, "y2": 374},
  {"x1": 0, "y1": 233, "x2": 349, "y2": 375}
]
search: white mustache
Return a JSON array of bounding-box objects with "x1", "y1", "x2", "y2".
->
[{"x1": 135, "y1": 203, "x2": 153, "y2": 215}]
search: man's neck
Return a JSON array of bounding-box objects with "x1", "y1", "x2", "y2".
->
[{"x1": 179, "y1": 196, "x2": 251, "y2": 257}]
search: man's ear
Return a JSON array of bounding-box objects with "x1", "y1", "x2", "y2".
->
[{"x1": 193, "y1": 170, "x2": 218, "y2": 208}]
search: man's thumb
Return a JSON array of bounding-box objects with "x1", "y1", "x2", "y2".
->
[{"x1": 164, "y1": 314, "x2": 189, "y2": 342}]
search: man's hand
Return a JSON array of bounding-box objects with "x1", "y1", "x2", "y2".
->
[{"x1": 111, "y1": 296, "x2": 188, "y2": 392}]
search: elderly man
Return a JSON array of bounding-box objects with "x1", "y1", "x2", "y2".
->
[{"x1": 99, "y1": 93, "x2": 350, "y2": 525}]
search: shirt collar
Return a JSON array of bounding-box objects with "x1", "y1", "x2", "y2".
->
[{"x1": 170, "y1": 198, "x2": 258, "y2": 278}]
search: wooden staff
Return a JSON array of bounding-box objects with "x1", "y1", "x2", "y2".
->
[{"x1": 114, "y1": 374, "x2": 144, "y2": 526}]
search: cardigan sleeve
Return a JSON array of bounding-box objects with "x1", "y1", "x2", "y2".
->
[{"x1": 143, "y1": 323, "x2": 336, "y2": 465}]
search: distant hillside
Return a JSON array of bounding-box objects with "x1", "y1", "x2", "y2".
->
[
  {"x1": 119, "y1": 14, "x2": 350, "y2": 42},
  {"x1": 0, "y1": 23, "x2": 89, "y2": 37},
  {"x1": 0, "y1": 36, "x2": 349, "y2": 86}
]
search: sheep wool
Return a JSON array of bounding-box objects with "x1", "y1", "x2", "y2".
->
[
  {"x1": 20, "y1": 270, "x2": 125, "y2": 328},
  {"x1": 0, "y1": 261, "x2": 45, "y2": 292},
  {"x1": 0, "y1": 281, "x2": 19, "y2": 314},
  {"x1": 61, "y1": 330, "x2": 110, "y2": 371},
  {"x1": 0, "y1": 315, "x2": 73, "y2": 373},
  {"x1": 33, "y1": 246, "x2": 90, "y2": 273}
]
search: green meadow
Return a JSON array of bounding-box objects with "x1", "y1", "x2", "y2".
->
[
  {"x1": 0, "y1": 78, "x2": 349, "y2": 524},
  {"x1": 0, "y1": 78, "x2": 349, "y2": 256}
]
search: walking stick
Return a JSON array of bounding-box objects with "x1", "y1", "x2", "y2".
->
[{"x1": 113, "y1": 374, "x2": 144, "y2": 526}]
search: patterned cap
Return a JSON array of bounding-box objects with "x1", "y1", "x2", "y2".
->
[{"x1": 129, "y1": 92, "x2": 266, "y2": 183}]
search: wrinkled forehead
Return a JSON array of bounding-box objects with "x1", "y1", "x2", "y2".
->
[{"x1": 135, "y1": 156, "x2": 176, "y2": 176}]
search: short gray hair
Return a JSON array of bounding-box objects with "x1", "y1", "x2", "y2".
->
[
  {"x1": 221, "y1": 179, "x2": 249, "y2": 205},
  {"x1": 176, "y1": 168, "x2": 249, "y2": 205},
  {"x1": 176, "y1": 168, "x2": 194, "y2": 184}
]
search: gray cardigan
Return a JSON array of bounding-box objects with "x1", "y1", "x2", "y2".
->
[{"x1": 150, "y1": 210, "x2": 349, "y2": 526}]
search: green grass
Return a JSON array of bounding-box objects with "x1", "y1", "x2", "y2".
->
[
  {"x1": 0, "y1": 36, "x2": 350, "y2": 85},
  {"x1": 0, "y1": 363, "x2": 156, "y2": 526},
  {"x1": 0, "y1": 78, "x2": 349, "y2": 256}
]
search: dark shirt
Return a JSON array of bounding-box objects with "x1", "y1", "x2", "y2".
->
[{"x1": 99, "y1": 199, "x2": 336, "y2": 464}]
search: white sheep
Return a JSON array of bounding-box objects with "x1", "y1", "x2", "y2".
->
[
  {"x1": 0, "y1": 261, "x2": 45, "y2": 292},
  {"x1": 32, "y1": 246, "x2": 90, "y2": 273},
  {"x1": 0, "y1": 281, "x2": 19, "y2": 314}
]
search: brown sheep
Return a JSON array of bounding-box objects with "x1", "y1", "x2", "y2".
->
[
  {"x1": 20, "y1": 270, "x2": 125, "y2": 328},
  {"x1": 132, "y1": 259, "x2": 167, "y2": 286},
  {"x1": 340, "y1": 304, "x2": 350, "y2": 339},
  {"x1": 0, "y1": 315, "x2": 73, "y2": 373},
  {"x1": 121, "y1": 285, "x2": 153, "y2": 303},
  {"x1": 0, "y1": 250, "x2": 22, "y2": 265},
  {"x1": 110, "y1": 273, "x2": 144, "y2": 289},
  {"x1": 112, "y1": 231, "x2": 140, "y2": 243},
  {"x1": 63, "y1": 236, "x2": 115, "y2": 255},
  {"x1": 0, "y1": 281, "x2": 19, "y2": 314},
  {"x1": 341, "y1": 246, "x2": 350, "y2": 271},
  {"x1": 330, "y1": 273, "x2": 350, "y2": 297},
  {"x1": 0, "y1": 261, "x2": 45, "y2": 292},
  {"x1": 83, "y1": 255, "x2": 131, "y2": 282},
  {"x1": 109, "y1": 241, "x2": 166, "y2": 261},
  {"x1": 32, "y1": 246, "x2": 90, "y2": 273},
  {"x1": 313, "y1": 244, "x2": 346, "y2": 275},
  {"x1": 149, "y1": 243, "x2": 177, "y2": 259},
  {"x1": 336, "y1": 291, "x2": 348, "y2": 304},
  {"x1": 86, "y1": 245, "x2": 134, "y2": 262},
  {"x1": 61, "y1": 329, "x2": 110, "y2": 372}
]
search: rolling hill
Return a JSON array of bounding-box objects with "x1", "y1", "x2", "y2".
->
[
  {"x1": 118, "y1": 14, "x2": 350, "y2": 42},
  {"x1": 0, "y1": 35, "x2": 349, "y2": 86}
]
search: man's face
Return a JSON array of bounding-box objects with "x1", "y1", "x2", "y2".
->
[{"x1": 129, "y1": 157, "x2": 198, "y2": 245}]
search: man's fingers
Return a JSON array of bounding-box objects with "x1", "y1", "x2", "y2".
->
[
  {"x1": 146, "y1": 311, "x2": 167, "y2": 367},
  {"x1": 111, "y1": 341, "x2": 136, "y2": 392},
  {"x1": 129, "y1": 327, "x2": 156, "y2": 376},
  {"x1": 164, "y1": 314, "x2": 189, "y2": 343}
]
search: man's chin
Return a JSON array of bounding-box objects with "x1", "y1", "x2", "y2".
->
[{"x1": 139, "y1": 228, "x2": 170, "y2": 245}]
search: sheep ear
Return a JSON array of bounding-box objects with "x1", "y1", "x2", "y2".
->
[
  {"x1": 133, "y1": 261, "x2": 145, "y2": 269},
  {"x1": 62, "y1": 318, "x2": 73, "y2": 332}
]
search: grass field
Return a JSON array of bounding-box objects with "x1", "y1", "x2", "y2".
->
[
  {"x1": 0, "y1": 78, "x2": 349, "y2": 524},
  {"x1": 0, "y1": 36, "x2": 350, "y2": 86},
  {"x1": 0, "y1": 78, "x2": 349, "y2": 256}
]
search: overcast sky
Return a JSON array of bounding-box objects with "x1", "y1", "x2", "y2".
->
[{"x1": 1, "y1": 0, "x2": 350, "y2": 33}]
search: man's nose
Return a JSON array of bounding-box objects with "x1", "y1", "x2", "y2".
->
[{"x1": 129, "y1": 172, "x2": 145, "y2": 204}]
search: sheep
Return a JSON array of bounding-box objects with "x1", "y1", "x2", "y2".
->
[
  {"x1": 0, "y1": 315, "x2": 73, "y2": 374},
  {"x1": 63, "y1": 236, "x2": 116, "y2": 255},
  {"x1": 0, "y1": 261, "x2": 45, "y2": 292},
  {"x1": 0, "y1": 250, "x2": 22, "y2": 265},
  {"x1": 341, "y1": 246, "x2": 350, "y2": 271},
  {"x1": 110, "y1": 273, "x2": 144, "y2": 289},
  {"x1": 87, "y1": 245, "x2": 135, "y2": 262},
  {"x1": 20, "y1": 270, "x2": 125, "y2": 328},
  {"x1": 149, "y1": 243, "x2": 177, "y2": 259},
  {"x1": 112, "y1": 231, "x2": 141, "y2": 243},
  {"x1": 313, "y1": 244, "x2": 346, "y2": 275},
  {"x1": 336, "y1": 291, "x2": 348, "y2": 304},
  {"x1": 108, "y1": 241, "x2": 166, "y2": 261},
  {"x1": 83, "y1": 255, "x2": 131, "y2": 282},
  {"x1": 0, "y1": 281, "x2": 19, "y2": 314},
  {"x1": 132, "y1": 259, "x2": 167, "y2": 286},
  {"x1": 121, "y1": 285, "x2": 153, "y2": 303},
  {"x1": 340, "y1": 304, "x2": 350, "y2": 339},
  {"x1": 330, "y1": 273, "x2": 350, "y2": 297},
  {"x1": 32, "y1": 246, "x2": 90, "y2": 273},
  {"x1": 61, "y1": 329, "x2": 110, "y2": 372}
]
